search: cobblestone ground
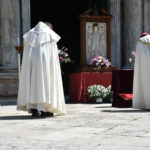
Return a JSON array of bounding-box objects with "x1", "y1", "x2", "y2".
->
[{"x1": 0, "y1": 98, "x2": 150, "y2": 150}]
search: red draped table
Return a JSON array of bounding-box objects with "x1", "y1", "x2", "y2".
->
[{"x1": 69, "y1": 72, "x2": 112, "y2": 103}]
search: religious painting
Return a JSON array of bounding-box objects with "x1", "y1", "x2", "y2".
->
[
  {"x1": 79, "y1": 8, "x2": 112, "y2": 67},
  {"x1": 86, "y1": 22, "x2": 107, "y2": 64}
]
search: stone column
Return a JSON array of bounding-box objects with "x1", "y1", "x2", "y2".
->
[
  {"x1": 0, "y1": 0, "x2": 30, "y2": 70},
  {"x1": 122, "y1": 0, "x2": 142, "y2": 68},
  {"x1": 144, "y1": 0, "x2": 150, "y2": 33},
  {"x1": 0, "y1": 0, "x2": 20, "y2": 69},
  {"x1": 0, "y1": 0, "x2": 30, "y2": 97},
  {"x1": 22, "y1": 0, "x2": 31, "y2": 36},
  {"x1": 107, "y1": 0, "x2": 122, "y2": 68}
]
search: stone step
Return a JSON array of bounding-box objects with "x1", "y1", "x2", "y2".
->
[
  {"x1": 0, "y1": 98, "x2": 17, "y2": 105},
  {"x1": 0, "y1": 73, "x2": 18, "y2": 78},
  {"x1": 0, "y1": 73, "x2": 18, "y2": 97},
  {"x1": 0, "y1": 66, "x2": 18, "y2": 73}
]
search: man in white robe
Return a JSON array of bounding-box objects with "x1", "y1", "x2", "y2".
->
[
  {"x1": 17, "y1": 21, "x2": 66, "y2": 117},
  {"x1": 133, "y1": 33, "x2": 150, "y2": 109}
]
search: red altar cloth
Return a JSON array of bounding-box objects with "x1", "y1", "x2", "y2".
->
[{"x1": 69, "y1": 72, "x2": 112, "y2": 103}]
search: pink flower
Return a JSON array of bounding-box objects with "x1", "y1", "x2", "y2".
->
[
  {"x1": 140, "y1": 32, "x2": 149, "y2": 37},
  {"x1": 131, "y1": 51, "x2": 136, "y2": 57},
  {"x1": 65, "y1": 53, "x2": 68, "y2": 57},
  {"x1": 105, "y1": 62, "x2": 110, "y2": 67},
  {"x1": 104, "y1": 59, "x2": 110, "y2": 67},
  {"x1": 63, "y1": 52, "x2": 68, "y2": 57},
  {"x1": 91, "y1": 59, "x2": 94, "y2": 63},
  {"x1": 59, "y1": 57, "x2": 64, "y2": 62},
  {"x1": 89, "y1": 55, "x2": 111, "y2": 68}
]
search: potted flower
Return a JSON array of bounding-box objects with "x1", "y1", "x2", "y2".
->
[
  {"x1": 58, "y1": 47, "x2": 73, "y2": 64},
  {"x1": 129, "y1": 51, "x2": 136, "y2": 63},
  {"x1": 87, "y1": 84, "x2": 108, "y2": 103},
  {"x1": 89, "y1": 55, "x2": 111, "y2": 72},
  {"x1": 58, "y1": 47, "x2": 73, "y2": 74}
]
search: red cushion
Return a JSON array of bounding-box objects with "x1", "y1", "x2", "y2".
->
[{"x1": 119, "y1": 94, "x2": 133, "y2": 100}]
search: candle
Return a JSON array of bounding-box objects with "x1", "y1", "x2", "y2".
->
[{"x1": 17, "y1": 37, "x2": 20, "y2": 46}]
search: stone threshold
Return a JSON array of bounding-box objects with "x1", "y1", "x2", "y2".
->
[
  {"x1": 0, "y1": 66, "x2": 18, "y2": 73},
  {"x1": 0, "y1": 73, "x2": 18, "y2": 78},
  {"x1": 0, "y1": 73, "x2": 18, "y2": 97}
]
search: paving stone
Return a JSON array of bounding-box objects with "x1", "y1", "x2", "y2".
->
[{"x1": 0, "y1": 99, "x2": 150, "y2": 150}]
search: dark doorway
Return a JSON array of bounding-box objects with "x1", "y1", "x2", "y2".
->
[
  {"x1": 30, "y1": 0, "x2": 89, "y2": 95},
  {"x1": 30, "y1": 0, "x2": 107, "y2": 95},
  {"x1": 31, "y1": 0, "x2": 89, "y2": 66}
]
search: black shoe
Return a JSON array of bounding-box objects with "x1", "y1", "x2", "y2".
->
[
  {"x1": 45, "y1": 112, "x2": 54, "y2": 117},
  {"x1": 31, "y1": 109, "x2": 39, "y2": 117},
  {"x1": 40, "y1": 111, "x2": 46, "y2": 117},
  {"x1": 40, "y1": 111, "x2": 53, "y2": 117}
]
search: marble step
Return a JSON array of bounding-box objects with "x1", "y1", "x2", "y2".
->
[
  {"x1": 0, "y1": 72, "x2": 18, "y2": 78},
  {"x1": 0, "y1": 98, "x2": 17, "y2": 105},
  {"x1": 0, "y1": 66, "x2": 18, "y2": 73},
  {"x1": 0, "y1": 73, "x2": 18, "y2": 97}
]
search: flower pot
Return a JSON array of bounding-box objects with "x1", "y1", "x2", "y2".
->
[{"x1": 96, "y1": 98, "x2": 103, "y2": 103}]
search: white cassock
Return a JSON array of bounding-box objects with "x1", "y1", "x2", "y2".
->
[
  {"x1": 17, "y1": 21, "x2": 66, "y2": 115},
  {"x1": 133, "y1": 35, "x2": 150, "y2": 109}
]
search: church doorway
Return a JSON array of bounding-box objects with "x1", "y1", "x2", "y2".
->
[
  {"x1": 30, "y1": 0, "x2": 89, "y2": 95},
  {"x1": 31, "y1": 0, "x2": 89, "y2": 66},
  {"x1": 30, "y1": 0, "x2": 107, "y2": 95}
]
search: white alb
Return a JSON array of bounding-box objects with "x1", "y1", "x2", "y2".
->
[
  {"x1": 17, "y1": 21, "x2": 66, "y2": 115},
  {"x1": 133, "y1": 35, "x2": 150, "y2": 109}
]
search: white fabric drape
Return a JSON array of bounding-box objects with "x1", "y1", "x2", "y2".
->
[
  {"x1": 133, "y1": 35, "x2": 150, "y2": 109},
  {"x1": 17, "y1": 21, "x2": 66, "y2": 115}
]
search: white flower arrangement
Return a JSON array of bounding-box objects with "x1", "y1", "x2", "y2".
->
[
  {"x1": 87, "y1": 85, "x2": 108, "y2": 99},
  {"x1": 87, "y1": 85, "x2": 113, "y2": 100}
]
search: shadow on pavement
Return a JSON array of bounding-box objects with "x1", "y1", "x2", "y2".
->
[
  {"x1": 0, "y1": 115, "x2": 43, "y2": 120},
  {"x1": 102, "y1": 109, "x2": 150, "y2": 113},
  {"x1": 94, "y1": 106, "x2": 112, "y2": 109}
]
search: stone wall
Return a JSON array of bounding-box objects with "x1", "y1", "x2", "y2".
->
[
  {"x1": 0, "y1": 0, "x2": 20, "y2": 68},
  {"x1": 144, "y1": 0, "x2": 150, "y2": 33},
  {"x1": 108, "y1": 0, "x2": 150, "y2": 68},
  {"x1": 122, "y1": 0, "x2": 142, "y2": 68},
  {"x1": 108, "y1": 0, "x2": 122, "y2": 68},
  {"x1": 0, "y1": 0, "x2": 30, "y2": 97},
  {"x1": 0, "y1": 0, "x2": 30, "y2": 68}
]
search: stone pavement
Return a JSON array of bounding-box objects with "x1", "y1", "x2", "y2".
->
[{"x1": 0, "y1": 99, "x2": 150, "y2": 150}]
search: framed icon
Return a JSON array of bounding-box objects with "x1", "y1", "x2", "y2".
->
[{"x1": 79, "y1": 9, "x2": 112, "y2": 66}]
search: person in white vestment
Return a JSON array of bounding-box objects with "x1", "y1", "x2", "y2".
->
[
  {"x1": 133, "y1": 33, "x2": 150, "y2": 109},
  {"x1": 17, "y1": 21, "x2": 66, "y2": 117}
]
